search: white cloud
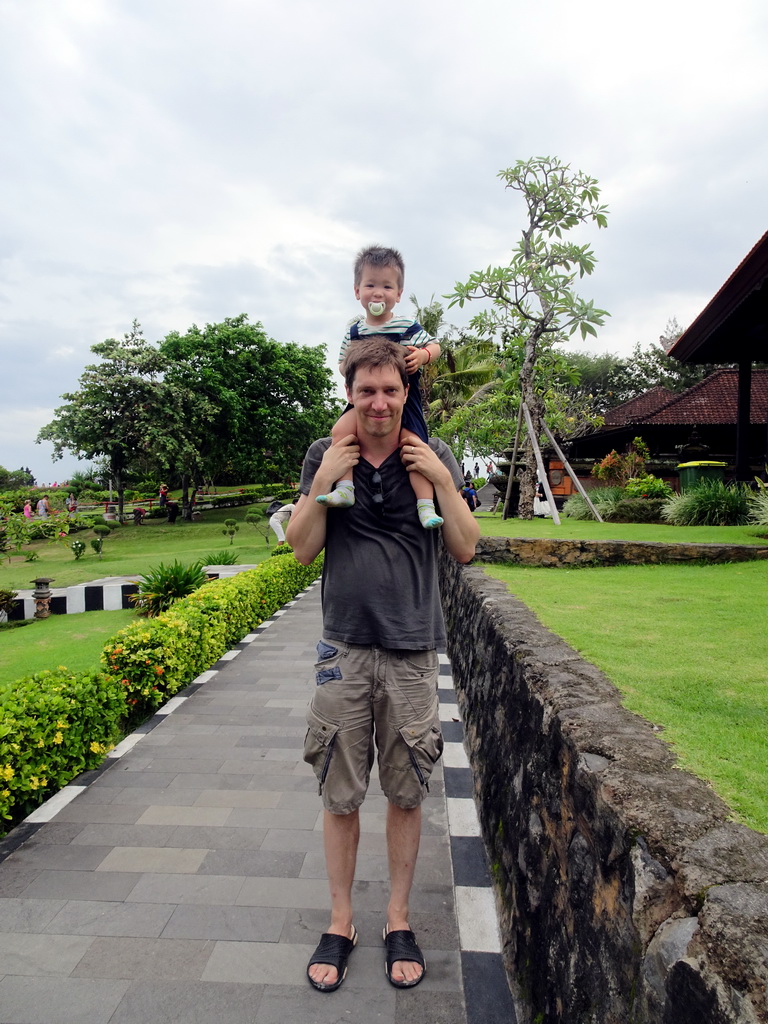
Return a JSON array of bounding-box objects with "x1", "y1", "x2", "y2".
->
[{"x1": 1, "y1": 0, "x2": 767, "y2": 479}]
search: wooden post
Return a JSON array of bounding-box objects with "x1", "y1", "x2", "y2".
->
[
  {"x1": 521, "y1": 403, "x2": 560, "y2": 525},
  {"x1": 540, "y1": 422, "x2": 604, "y2": 523},
  {"x1": 502, "y1": 402, "x2": 524, "y2": 519}
]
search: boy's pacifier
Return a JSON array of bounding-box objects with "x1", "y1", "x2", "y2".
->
[{"x1": 368, "y1": 301, "x2": 386, "y2": 317}]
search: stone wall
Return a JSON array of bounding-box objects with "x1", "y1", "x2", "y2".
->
[
  {"x1": 440, "y1": 554, "x2": 768, "y2": 1024},
  {"x1": 473, "y1": 536, "x2": 768, "y2": 567}
]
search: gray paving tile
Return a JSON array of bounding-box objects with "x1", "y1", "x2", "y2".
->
[
  {"x1": 71, "y1": 936, "x2": 215, "y2": 980},
  {"x1": 236, "y1": 877, "x2": 333, "y2": 910},
  {"x1": 143, "y1": 757, "x2": 225, "y2": 773},
  {"x1": 162, "y1": 904, "x2": 286, "y2": 941},
  {"x1": 0, "y1": 932, "x2": 94, "y2": 976},
  {"x1": 0, "y1": 863, "x2": 43, "y2": 897},
  {"x1": 19, "y1": 870, "x2": 140, "y2": 902},
  {"x1": 199, "y1": 848, "x2": 304, "y2": 877},
  {"x1": 165, "y1": 825, "x2": 268, "y2": 850},
  {"x1": 394, "y1": 986, "x2": 467, "y2": 1024},
  {"x1": 201, "y1": 939, "x2": 318, "y2": 985},
  {"x1": 137, "y1": 805, "x2": 230, "y2": 826},
  {"x1": 5, "y1": 844, "x2": 112, "y2": 871},
  {"x1": 45, "y1": 900, "x2": 175, "y2": 937},
  {"x1": 125, "y1": 872, "x2": 244, "y2": 905},
  {"x1": 260, "y1": 829, "x2": 325, "y2": 854},
  {"x1": 0, "y1": 898, "x2": 67, "y2": 933},
  {"x1": 254, "y1": 984, "x2": 396, "y2": 1024},
  {"x1": 108, "y1": 979, "x2": 264, "y2": 1024},
  {"x1": 109, "y1": 786, "x2": 201, "y2": 806},
  {"x1": 0, "y1": 976, "x2": 131, "y2": 1024},
  {"x1": 96, "y1": 846, "x2": 208, "y2": 873},
  {"x1": 70, "y1": 823, "x2": 177, "y2": 847},
  {"x1": 23, "y1": 822, "x2": 85, "y2": 845},
  {"x1": 225, "y1": 807, "x2": 320, "y2": 830},
  {"x1": 193, "y1": 790, "x2": 281, "y2": 809},
  {"x1": 97, "y1": 769, "x2": 178, "y2": 788},
  {"x1": 166, "y1": 772, "x2": 259, "y2": 791},
  {"x1": 51, "y1": 803, "x2": 145, "y2": 824}
]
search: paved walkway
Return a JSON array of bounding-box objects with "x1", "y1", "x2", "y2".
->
[{"x1": 0, "y1": 583, "x2": 517, "y2": 1024}]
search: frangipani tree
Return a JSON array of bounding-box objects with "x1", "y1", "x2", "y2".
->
[{"x1": 447, "y1": 157, "x2": 609, "y2": 517}]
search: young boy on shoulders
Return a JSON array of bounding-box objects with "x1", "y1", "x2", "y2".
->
[{"x1": 316, "y1": 245, "x2": 443, "y2": 529}]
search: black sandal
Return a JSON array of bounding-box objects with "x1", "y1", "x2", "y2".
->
[
  {"x1": 306, "y1": 926, "x2": 358, "y2": 992},
  {"x1": 382, "y1": 927, "x2": 426, "y2": 988}
]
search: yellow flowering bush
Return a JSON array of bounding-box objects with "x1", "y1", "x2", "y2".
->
[
  {"x1": 1, "y1": 553, "x2": 322, "y2": 835},
  {"x1": 102, "y1": 553, "x2": 323, "y2": 725},
  {"x1": 0, "y1": 669, "x2": 124, "y2": 833}
]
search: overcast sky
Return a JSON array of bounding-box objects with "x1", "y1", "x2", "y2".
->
[{"x1": 1, "y1": 0, "x2": 766, "y2": 483}]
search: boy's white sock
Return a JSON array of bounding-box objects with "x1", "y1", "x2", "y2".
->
[
  {"x1": 417, "y1": 499, "x2": 443, "y2": 529},
  {"x1": 316, "y1": 480, "x2": 355, "y2": 508}
]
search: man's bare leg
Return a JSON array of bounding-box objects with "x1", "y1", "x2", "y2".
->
[
  {"x1": 385, "y1": 802, "x2": 424, "y2": 985},
  {"x1": 308, "y1": 808, "x2": 360, "y2": 988}
]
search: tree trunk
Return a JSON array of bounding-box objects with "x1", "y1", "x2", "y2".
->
[{"x1": 181, "y1": 473, "x2": 192, "y2": 522}]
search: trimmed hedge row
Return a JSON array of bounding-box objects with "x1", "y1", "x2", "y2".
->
[{"x1": 0, "y1": 553, "x2": 322, "y2": 835}]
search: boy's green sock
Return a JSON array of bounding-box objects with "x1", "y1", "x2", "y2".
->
[
  {"x1": 417, "y1": 499, "x2": 443, "y2": 529},
  {"x1": 316, "y1": 480, "x2": 355, "y2": 508}
]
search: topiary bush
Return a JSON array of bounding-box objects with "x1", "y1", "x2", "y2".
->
[{"x1": 661, "y1": 480, "x2": 751, "y2": 526}]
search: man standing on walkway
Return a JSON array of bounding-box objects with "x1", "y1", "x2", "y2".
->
[{"x1": 287, "y1": 337, "x2": 479, "y2": 992}]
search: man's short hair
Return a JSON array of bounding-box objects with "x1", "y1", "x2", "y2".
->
[
  {"x1": 343, "y1": 336, "x2": 409, "y2": 391},
  {"x1": 354, "y1": 245, "x2": 405, "y2": 289}
]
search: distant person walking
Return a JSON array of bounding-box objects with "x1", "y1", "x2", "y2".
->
[
  {"x1": 269, "y1": 499, "x2": 298, "y2": 545},
  {"x1": 23, "y1": 500, "x2": 33, "y2": 519},
  {"x1": 158, "y1": 484, "x2": 169, "y2": 508},
  {"x1": 36, "y1": 495, "x2": 51, "y2": 518}
]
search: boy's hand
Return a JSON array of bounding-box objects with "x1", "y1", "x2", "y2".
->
[{"x1": 404, "y1": 346, "x2": 425, "y2": 374}]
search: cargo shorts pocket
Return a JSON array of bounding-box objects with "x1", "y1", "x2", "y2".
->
[
  {"x1": 398, "y1": 710, "x2": 444, "y2": 788},
  {"x1": 304, "y1": 704, "x2": 341, "y2": 790},
  {"x1": 315, "y1": 639, "x2": 343, "y2": 685}
]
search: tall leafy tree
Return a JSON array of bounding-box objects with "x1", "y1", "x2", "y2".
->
[
  {"x1": 160, "y1": 315, "x2": 339, "y2": 487},
  {"x1": 37, "y1": 322, "x2": 183, "y2": 518},
  {"x1": 447, "y1": 157, "x2": 609, "y2": 517}
]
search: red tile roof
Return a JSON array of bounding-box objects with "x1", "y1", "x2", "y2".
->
[
  {"x1": 637, "y1": 369, "x2": 768, "y2": 425},
  {"x1": 603, "y1": 386, "x2": 675, "y2": 425}
]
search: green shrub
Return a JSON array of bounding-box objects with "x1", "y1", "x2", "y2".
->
[
  {"x1": 622, "y1": 475, "x2": 673, "y2": 499},
  {"x1": 662, "y1": 480, "x2": 751, "y2": 526},
  {"x1": 748, "y1": 483, "x2": 768, "y2": 526},
  {"x1": 0, "y1": 589, "x2": 18, "y2": 616},
  {"x1": 131, "y1": 560, "x2": 209, "y2": 617},
  {"x1": 198, "y1": 550, "x2": 239, "y2": 566},
  {"x1": 103, "y1": 554, "x2": 322, "y2": 723},
  {"x1": 604, "y1": 497, "x2": 667, "y2": 523},
  {"x1": 563, "y1": 487, "x2": 624, "y2": 521},
  {"x1": 0, "y1": 669, "x2": 124, "y2": 831},
  {"x1": 70, "y1": 540, "x2": 86, "y2": 560},
  {"x1": 270, "y1": 544, "x2": 295, "y2": 557}
]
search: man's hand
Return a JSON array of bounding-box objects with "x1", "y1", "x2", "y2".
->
[
  {"x1": 317, "y1": 433, "x2": 360, "y2": 491},
  {"x1": 285, "y1": 435, "x2": 360, "y2": 565},
  {"x1": 400, "y1": 435, "x2": 480, "y2": 563}
]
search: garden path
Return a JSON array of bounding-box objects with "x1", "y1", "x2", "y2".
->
[{"x1": 0, "y1": 582, "x2": 516, "y2": 1024}]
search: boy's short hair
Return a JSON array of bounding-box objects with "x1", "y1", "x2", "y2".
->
[
  {"x1": 343, "y1": 336, "x2": 409, "y2": 391},
  {"x1": 354, "y1": 245, "x2": 405, "y2": 289}
]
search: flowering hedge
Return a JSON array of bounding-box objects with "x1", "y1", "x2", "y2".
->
[
  {"x1": 1, "y1": 553, "x2": 322, "y2": 835},
  {"x1": 103, "y1": 553, "x2": 323, "y2": 724},
  {"x1": 0, "y1": 669, "x2": 124, "y2": 829}
]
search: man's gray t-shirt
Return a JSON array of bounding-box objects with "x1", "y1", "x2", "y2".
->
[{"x1": 299, "y1": 438, "x2": 464, "y2": 650}]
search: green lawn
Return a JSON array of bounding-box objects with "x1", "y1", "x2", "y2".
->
[
  {"x1": 474, "y1": 510, "x2": 768, "y2": 546},
  {"x1": 481, "y1": 559, "x2": 768, "y2": 833},
  {"x1": 0, "y1": 610, "x2": 137, "y2": 688},
  {"x1": 1, "y1": 506, "x2": 275, "y2": 590}
]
